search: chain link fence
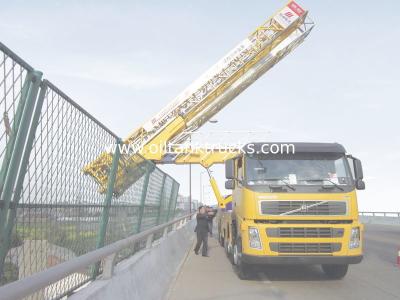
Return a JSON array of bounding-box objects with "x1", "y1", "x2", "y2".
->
[{"x1": 0, "y1": 42, "x2": 180, "y2": 299}]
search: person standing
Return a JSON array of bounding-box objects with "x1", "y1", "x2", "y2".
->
[{"x1": 194, "y1": 206, "x2": 210, "y2": 257}]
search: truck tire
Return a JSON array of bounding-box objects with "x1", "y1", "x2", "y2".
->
[
  {"x1": 218, "y1": 230, "x2": 224, "y2": 247},
  {"x1": 225, "y1": 239, "x2": 234, "y2": 264},
  {"x1": 321, "y1": 264, "x2": 348, "y2": 279},
  {"x1": 234, "y1": 238, "x2": 251, "y2": 280}
]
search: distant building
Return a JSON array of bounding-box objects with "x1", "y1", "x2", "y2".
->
[{"x1": 176, "y1": 194, "x2": 198, "y2": 213}]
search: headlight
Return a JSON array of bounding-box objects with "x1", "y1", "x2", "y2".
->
[
  {"x1": 349, "y1": 227, "x2": 360, "y2": 249},
  {"x1": 248, "y1": 227, "x2": 262, "y2": 249}
]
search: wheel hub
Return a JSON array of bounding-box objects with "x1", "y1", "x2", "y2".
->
[{"x1": 233, "y1": 244, "x2": 239, "y2": 265}]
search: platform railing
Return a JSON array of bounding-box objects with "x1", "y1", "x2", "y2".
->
[{"x1": 0, "y1": 213, "x2": 194, "y2": 300}]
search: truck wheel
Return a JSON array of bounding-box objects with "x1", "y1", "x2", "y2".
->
[
  {"x1": 225, "y1": 239, "x2": 234, "y2": 264},
  {"x1": 321, "y1": 264, "x2": 348, "y2": 279},
  {"x1": 218, "y1": 231, "x2": 224, "y2": 247},
  {"x1": 234, "y1": 238, "x2": 251, "y2": 280}
]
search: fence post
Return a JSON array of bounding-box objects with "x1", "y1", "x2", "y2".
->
[
  {"x1": 155, "y1": 174, "x2": 167, "y2": 225},
  {"x1": 135, "y1": 164, "x2": 152, "y2": 234},
  {"x1": 171, "y1": 182, "x2": 179, "y2": 218},
  {"x1": 0, "y1": 80, "x2": 47, "y2": 276},
  {"x1": 0, "y1": 71, "x2": 42, "y2": 230},
  {"x1": 0, "y1": 70, "x2": 42, "y2": 277},
  {"x1": 92, "y1": 138, "x2": 121, "y2": 278},
  {"x1": 0, "y1": 71, "x2": 33, "y2": 197},
  {"x1": 166, "y1": 181, "x2": 176, "y2": 222}
]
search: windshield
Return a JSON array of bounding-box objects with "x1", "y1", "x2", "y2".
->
[{"x1": 245, "y1": 152, "x2": 353, "y2": 190}]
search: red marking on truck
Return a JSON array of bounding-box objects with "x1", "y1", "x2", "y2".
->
[
  {"x1": 288, "y1": 1, "x2": 305, "y2": 16},
  {"x1": 284, "y1": 11, "x2": 294, "y2": 18}
]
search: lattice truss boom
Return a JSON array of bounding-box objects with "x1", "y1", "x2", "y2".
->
[{"x1": 83, "y1": 1, "x2": 315, "y2": 195}]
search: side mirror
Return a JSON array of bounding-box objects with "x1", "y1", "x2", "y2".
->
[
  {"x1": 225, "y1": 179, "x2": 235, "y2": 190},
  {"x1": 355, "y1": 179, "x2": 365, "y2": 190},
  {"x1": 351, "y1": 157, "x2": 365, "y2": 190},
  {"x1": 353, "y1": 158, "x2": 364, "y2": 180},
  {"x1": 225, "y1": 159, "x2": 235, "y2": 179}
]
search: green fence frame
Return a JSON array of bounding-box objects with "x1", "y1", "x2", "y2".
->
[
  {"x1": 0, "y1": 42, "x2": 180, "y2": 298},
  {"x1": 156, "y1": 173, "x2": 167, "y2": 225},
  {"x1": 135, "y1": 164, "x2": 152, "y2": 234},
  {"x1": 0, "y1": 72, "x2": 44, "y2": 274}
]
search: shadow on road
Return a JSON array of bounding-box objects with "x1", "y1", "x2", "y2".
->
[{"x1": 232, "y1": 264, "x2": 330, "y2": 282}]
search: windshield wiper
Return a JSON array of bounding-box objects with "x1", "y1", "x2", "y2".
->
[
  {"x1": 302, "y1": 178, "x2": 344, "y2": 191},
  {"x1": 259, "y1": 178, "x2": 295, "y2": 191}
]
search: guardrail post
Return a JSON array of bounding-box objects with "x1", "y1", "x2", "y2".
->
[
  {"x1": 0, "y1": 70, "x2": 43, "y2": 277},
  {"x1": 92, "y1": 138, "x2": 121, "y2": 278},
  {"x1": 163, "y1": 226, "x2": 168, "y2": 238},
  {"x1": 102, "y1": 253, "x2": 117, "y2": 279},
  {"x1": 135, "y1": 164, "x2": 152, "y2": 234},
  {"x1": 155, "y1": 174, "x2": 166, "y2": 225},
  {"x1": 146, "y1": 233, "x2": 154, "y2": 249}
]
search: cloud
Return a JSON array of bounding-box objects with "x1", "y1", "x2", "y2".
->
[
  {"x1": 383, "y1": 152, "x2": 400, "y2": 162},
  {"x1": 50, "y1": 61, "x2": 176, "y2": 90},
  {"x1": 63, "y1": 70, "x2": 173, "y2": 90}
]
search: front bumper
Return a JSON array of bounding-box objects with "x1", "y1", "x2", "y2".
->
[{"x1": 241, "y1": 254, "x2": 363, "y2": 265}]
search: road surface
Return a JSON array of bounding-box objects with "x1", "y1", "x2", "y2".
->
[{"x1": 168, "y1": 224, "x2": 400, "y2": 300}]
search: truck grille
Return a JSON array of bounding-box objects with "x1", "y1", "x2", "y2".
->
[
  {"x1": 270, "y1": 243, "x2": 341, "y2": 253},
  {"x1": 266, "y1": 227, "x2": 344, "y2": 238},
  {"x1": 260, "y1": 200, "x2": 347, "y2": 216}
]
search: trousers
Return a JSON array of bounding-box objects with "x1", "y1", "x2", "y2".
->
[{"x1": 194, "y1": 230, "x2": 208, "y2": 255}]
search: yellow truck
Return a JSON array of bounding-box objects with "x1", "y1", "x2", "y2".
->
[
  {"x1": 82, "y1": 1, "x2": 365, "y2": 280},
  {"x1": 83, "y1": 1, "x2": 365, "y2": 280},
  {"x1": 217, "y1": 142, "x2": 365, "y2": 279}
]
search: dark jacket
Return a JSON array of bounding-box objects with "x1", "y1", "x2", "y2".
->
[
  {"x1": 207, "y1": 209, "x2": 217, "y2": 224},
  {"x1": 195, "y1": 213, "x2": 210, "y2": 233}
]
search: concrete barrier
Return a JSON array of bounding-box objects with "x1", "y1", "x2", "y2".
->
[
  {"x1": 360, "y1": 216, "x2": 400, "y2": 226},
  {"x1": 69, "y1": 220, "x2": 195, "y2": 300}
]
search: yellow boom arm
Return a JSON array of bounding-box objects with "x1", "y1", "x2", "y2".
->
[{"x1": 83, "y1": 1, "x2": 314, "y2": 195}]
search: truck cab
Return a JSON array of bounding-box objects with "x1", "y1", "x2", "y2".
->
[{"x1": 218, "y1": 142, "x2": 365, "y2": 279}]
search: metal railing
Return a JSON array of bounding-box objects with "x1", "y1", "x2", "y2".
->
[
  {"x1": 0, "y1": 213, "x2": 194, "y2": 300},
  {"x1": 359, "y1": 212, "x2": 400, "y2": 218},
  {"x1": 0, "y1": 41, "x2": 181, "y2": 298}
]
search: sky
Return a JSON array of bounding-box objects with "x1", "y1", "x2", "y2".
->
[{"x1": 1, "y1": 0, "x2": 399, "y2": 211}]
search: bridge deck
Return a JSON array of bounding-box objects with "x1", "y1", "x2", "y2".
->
[{"x1": 168, "y1": 224, "x2": 400, "y2": 300}]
